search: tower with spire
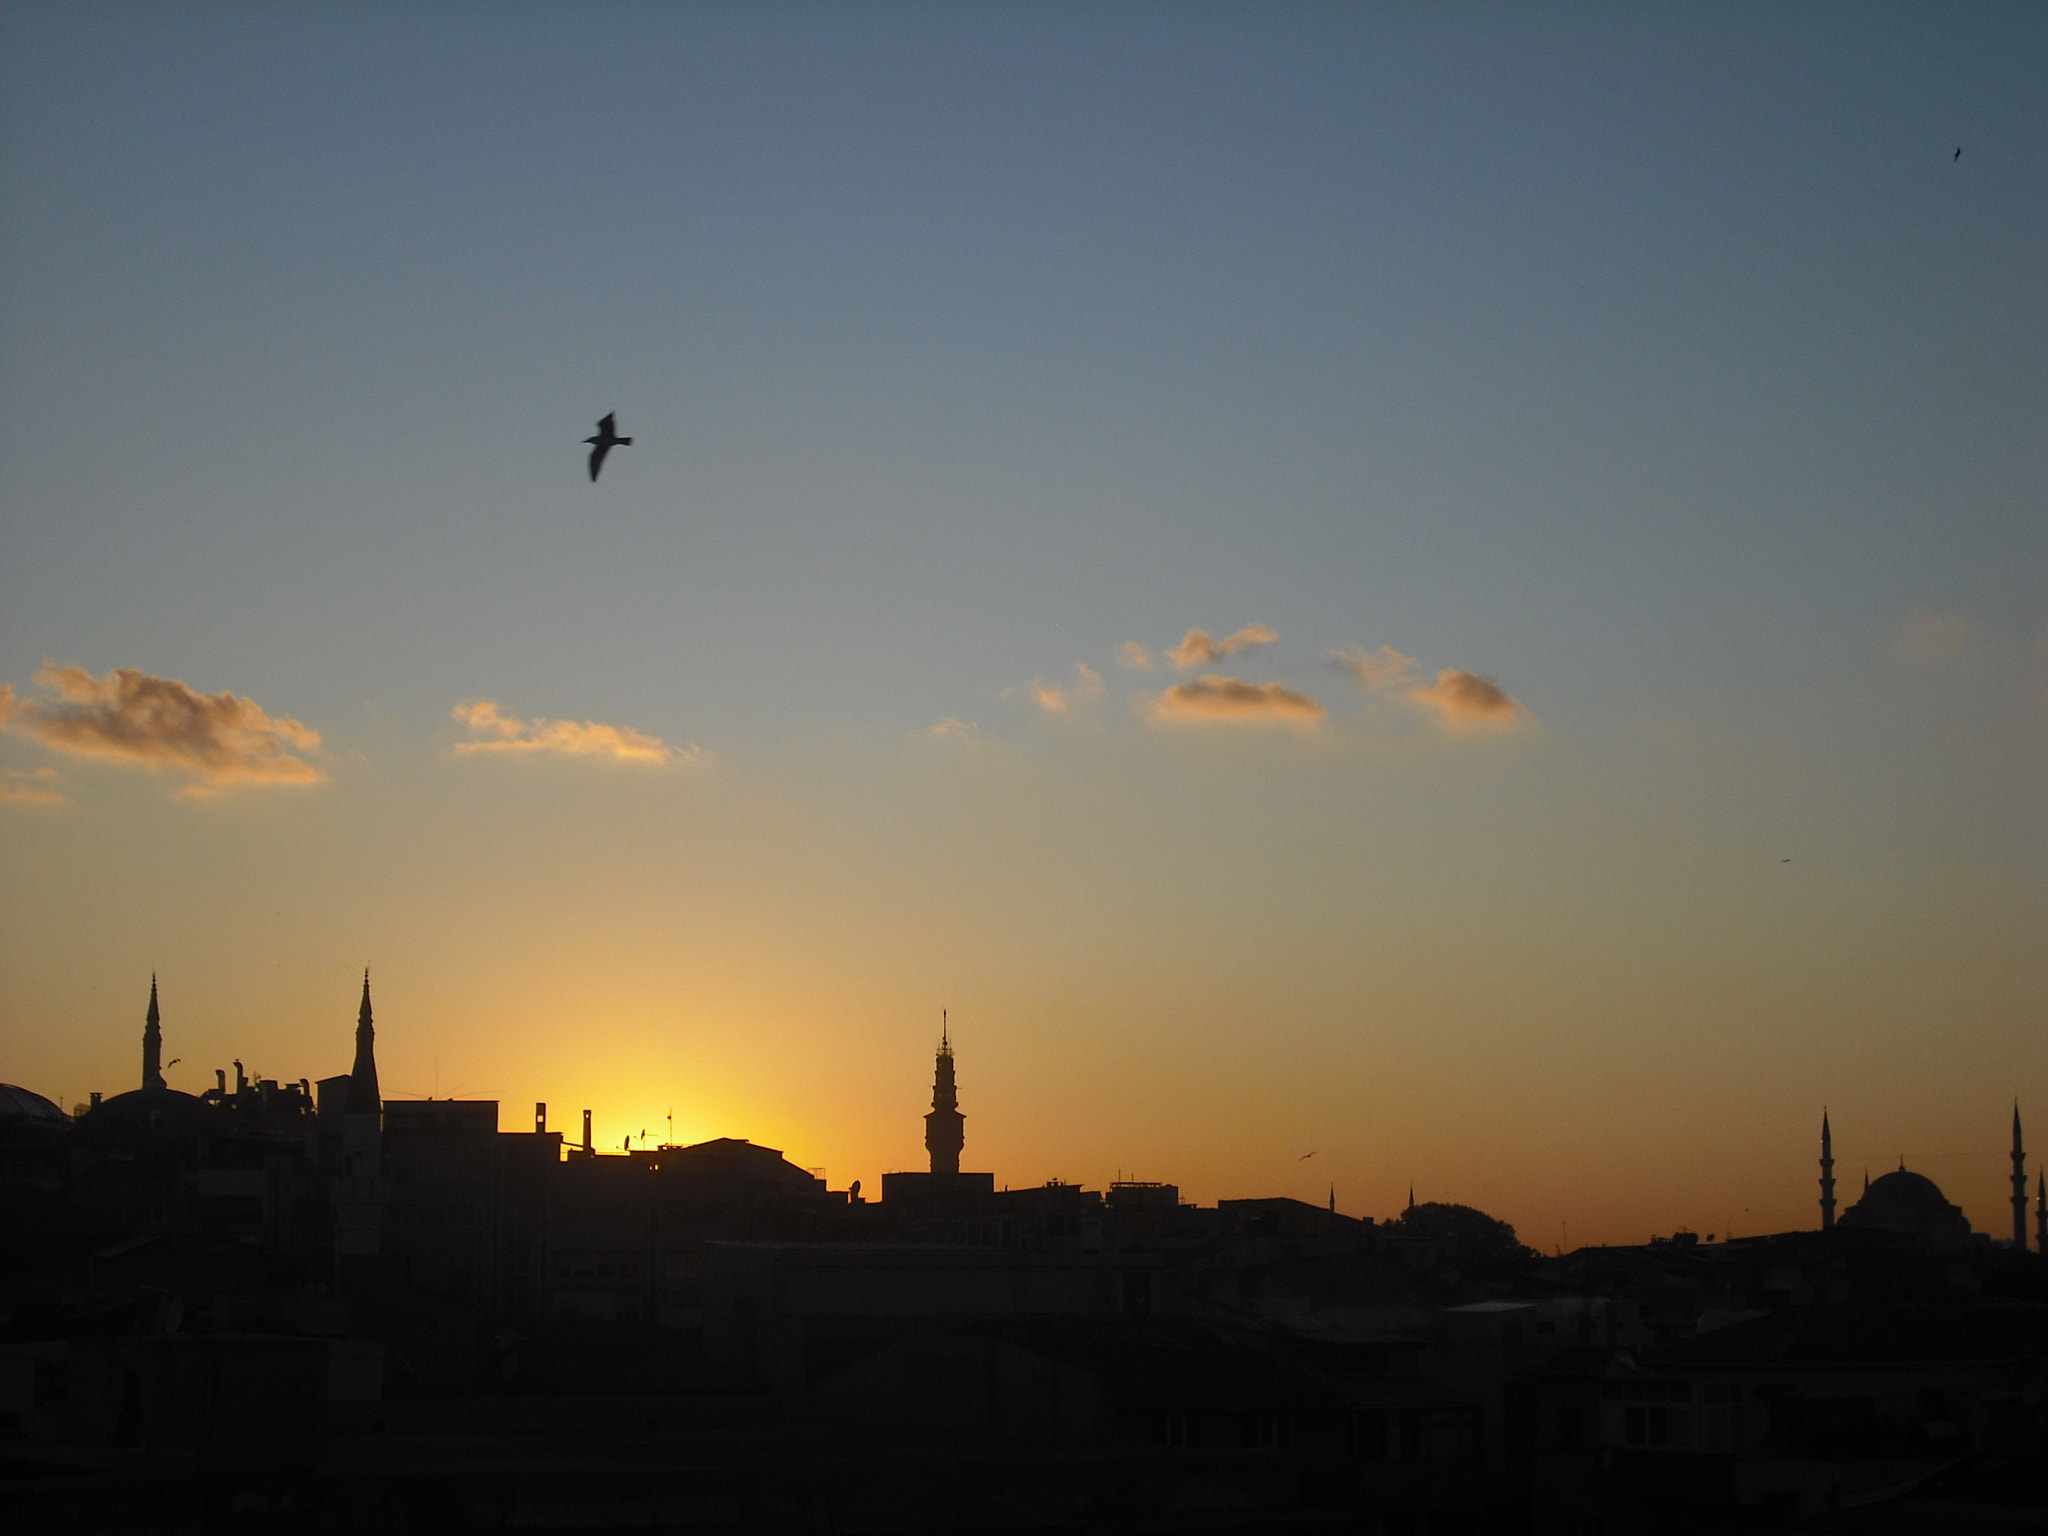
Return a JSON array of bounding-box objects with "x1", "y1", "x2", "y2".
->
[
  {"x1": 1819, "y1": 1110, "x2": 1836, "y2": 1230},
  {"x1": 924, "y1": 1013, "x2": 964, "y2": 1178},
  {"x1": 141, "y1": 975, "x2": 166, "y2": 1092},
  {"x1": 2012, "y1": 1103, "x2": 2027, "y2": 1251},
  {"x1": 348, "y1": 970, "x2": 380, "y2": 1114},
  {"x1": 333, "y1": 972, "x2": 386, "y2": 1261}
]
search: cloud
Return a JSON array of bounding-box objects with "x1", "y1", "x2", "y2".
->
[
  {"x1": 0, "y1": 665, "x2": 325, "y2": 792},
  {"x1": 1029, "y1": 663, "x2": 1106, "y2": 713},
  {"x1": 1167, "y1": 624, "x2": 1279, "y2": 670},
  {"x1": 1897, "y1": 607, "x2": 1973, "y2": 662},
  {"x1": 1151, "y1": 674, "x2": 1327, "y2": 726},
  {"x1": 451, "y1": 699, "x2": 688, "y2": 764},
  {"x1": 926, "y1": 717, "x2": 980, "y2": 742},
  {"x1": 1119, "y1": 641, "x2": 1155, "y2": 671},
  {"x1": 1406, "y1": 669, "x2": 1524, "y2": 730},
  {"x1": 1332, "y1": 644, "x2": 1418, "y2": 690},
  {"x1": 0, "y1": 767, "x2": 66, "y2": 808}
]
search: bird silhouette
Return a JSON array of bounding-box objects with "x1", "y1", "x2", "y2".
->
[
  {"x1": 584, "y1": 413, "x2": 632, "y2": 481},
  {"x1": 1954, "y1": 146, "x2": 1962, "y2": 160},
  {"x1": 1300, "y1": 1150, "x2": 1318, "y2": 1161}
]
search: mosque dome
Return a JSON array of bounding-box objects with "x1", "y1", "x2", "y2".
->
[
  {"x1": 0, "y1": 1084, "x2": 68, "y2": 1128},
  {"x1": 1839, "y1": 1167, "x2": 1973, "y2": 1246},
  {"x1": 78, "y1": 1087, "x2": 214, "y2": 1144}
]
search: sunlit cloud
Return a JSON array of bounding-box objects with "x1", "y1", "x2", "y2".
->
[
  {"x1": 0, "y1": 664, "x2": 325, "y2": 794},
  {"x1": 1029, "y1": 663, "x2": 1107, "y2": 713},
  {"x1": 1119, "y1": 641, "x2": 1156, "y2": 671},
  {"x1": 1151, "y1": 674, "x2": 1327, "y2": 726},
  {"x1": 0, "y1": 767, "x2": 66, "y2": 808},
  {"x1": 1406, "y1": 669, "x2": 1524, "y2": 730},
  {"x1": 1166, "y1": 624, "x2": 1279, "y2": 670},
  {"x1": 1332, "y1": 644, "x2": 1418, "y2": 690},
  {"x1": 1896, "y1": 607, "x2": 1974, "y2": 663},
  {"x1": 451, "y1": 699, "x2": 689, "y2": 764},
  {"x1": 926, "y1": 717, "x2": 981, "y2": 742}
]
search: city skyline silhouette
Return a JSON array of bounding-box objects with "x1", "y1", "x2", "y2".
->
[{"x1": 1, "y1": 33, "x2": 2043, "y2": 1533}]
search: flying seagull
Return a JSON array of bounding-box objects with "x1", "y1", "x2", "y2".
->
[
  {"x1": 1300, "y1": 1150, "x2": 1318, "y2": 1161},
  {"x1": 584, "y1": 413, "x2": 632, "y2": 482}
]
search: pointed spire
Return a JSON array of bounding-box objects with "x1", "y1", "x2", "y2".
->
[
  {"x1": 141, "y1": 974, "x2": 165, "y2": 1092},
  {"x1": 2012, "y1": 1100, "x2": 2028, "y2": 1250},
  {"x1": 1328, "y1": 1183, "x2": 1336, "y2": 1214},
  {"x1": 1407, "y1": 1184, "x2": 1415, "y2": 1213},
  {"x1": 347, "y1": 970, "x2": 380, "y2": 1114},
  {"x1": 1819, "y1": 1107, "x2": 1837, "y2": 1230}
]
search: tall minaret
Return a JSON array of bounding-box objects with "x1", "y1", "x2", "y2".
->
[
  {"x1": 1819, "y1": 1110, "x2": 1836, "y2": 1230},
  {"x1": 924, "y1": 1013, "x2": 964, "y2": 1178},
  {"x1": 142, "y1": 975, "x2": 166, "y2": 1092},
  {"x1": 2011, "y1": 1103, "x2": 2027, "y2": 1251},
  {"x1": 348, "y1": 970, "x2": 381, "y2": 1114}
]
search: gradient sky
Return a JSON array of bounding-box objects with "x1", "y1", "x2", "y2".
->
[{"x1": 2, "y1": 3, "x2": 2042, "y2": 1248}]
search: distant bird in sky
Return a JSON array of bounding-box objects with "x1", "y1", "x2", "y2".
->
[
  {"x1": 1781, "y1": 858, "x2": 1792, "y2": 863},
  {"x1": 1954, "y1": 146, "x2": 1962, "y2": 160},
  {"x1": 1300, "y1": 1150, "x2": 1317, "y2": 1160},
  {"x1": 584, "y1": 413, "x2": 632, "y2": 481}
]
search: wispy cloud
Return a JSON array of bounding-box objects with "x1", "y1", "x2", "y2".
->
[
  {"x1": 1332, "y1": 644, "x2": 1418, "y2": 690},
  {"x1": 1406, "y1": 669, "x2": 1524, "y2": 730},
  {"x1": 926, "y1": 717, "x2": 981, "y2": 742},
  {"x1": 0, "y1": 767, "x2": 66, "y2": 808},
  {"x1": 1896, "y1": 607, "x2": 1974, "y2": 663},
  {"x1": 0, "y1": 664, "x2": 325, "y2": 795},
  {"x1": 451, "y1": 699, "x2": 690, "y2": 764},
  {"x1": 1029, "y1": 663, "x2": 1107, "y2": 712},
  {"x1": 1333, "y1": 643, "x2": 1527, "y2": 733},
  {"x1": 1119, "y1": 641, "x2": 1156, "y2": 671},
  {"x1": 1151, "y1": 674, "x2": 1327, "y2": 726},
  {"x1": 1166, "y1": 624, "x2": 1279, "y2": 670}
]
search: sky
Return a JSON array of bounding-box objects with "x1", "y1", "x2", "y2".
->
[{"x1": 1, "y1": 3, "x2": 2042, "y2": 1248}]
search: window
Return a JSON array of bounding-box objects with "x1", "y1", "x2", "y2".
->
[
  {"x1": 1420, "y1": 1407, "x2": 1482, "y2": 1461},
  {"x1": 1351, "y1": 1409, "x2": 1389, "y2": 1459}
]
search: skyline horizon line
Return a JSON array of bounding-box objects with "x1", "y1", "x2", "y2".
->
[{"x1": 27, "y1": 969, "x2": 2040, "y2": 1249}]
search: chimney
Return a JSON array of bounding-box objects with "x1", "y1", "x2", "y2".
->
[
  {"x1": 582, "y1": 1109, "x2": 592, "y2": 1155},
  {"x1": 535, "y1": 1102, "x2": 547, "y2": 1134}
]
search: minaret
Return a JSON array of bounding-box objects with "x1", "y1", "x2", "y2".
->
[
  {"x1": 2011, "y1": 1103, "x2": 2027, "y2": 1251},
  {"x1": 348, "y1": 970, "x2": 380, "y2": 1114},
  {"x1": 2036, "y1": 1171, "x2": 2045, "y2": 1254},
  {"x1": 923, "y1": 1013, "x2": 964, "y2": 1178},
  {"x1": 1819, "y1": 1110, "x2": 1836, "y2": 1230},
  {"x1": 142, "y1": 975, "x2": 166, "y2": 1092}
]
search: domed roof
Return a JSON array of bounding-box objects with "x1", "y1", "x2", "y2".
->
[
  {"x1": 0, "y1": 1083, "x2": 68, "y2": 1127},
  {"x1": 1839, "y1": 1166, "x2": 1972, "y2": 1243},
  {"x1": 79, "y1": 1087, "x2": 215, "y2": 1143}
]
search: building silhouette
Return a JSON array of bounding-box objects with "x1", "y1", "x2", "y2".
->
[
  {"x1": 924, "y1": 1014, "x2": 964, "y2": 1177},
  {"x1": 1, "y1": 979, "x2": 2043, "y2": 1534}
]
